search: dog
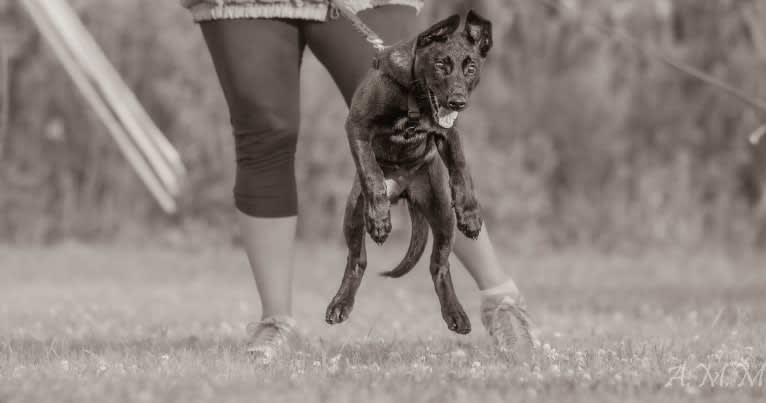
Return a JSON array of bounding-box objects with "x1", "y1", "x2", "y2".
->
[{"x1": 325, "y1": 11, "x2": 493, "y2": 335}]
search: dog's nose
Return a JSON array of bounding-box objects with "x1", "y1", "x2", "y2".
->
[{"x1": 447, "y1": 97, "x2": 467, "y2": 111}]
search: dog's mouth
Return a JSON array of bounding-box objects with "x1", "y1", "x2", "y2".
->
[{"x1": 426, "y1": 89, "x2": 459, "y2": 129}]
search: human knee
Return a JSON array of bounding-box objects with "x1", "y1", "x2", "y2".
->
[
  {"x1": 232, "y1": 113, "x2": 299, "y2": 172},
  {"x1": 230, "y1": 113, "x2": 299, "y2": 218}
]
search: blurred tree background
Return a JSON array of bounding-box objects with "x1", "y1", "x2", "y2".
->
[{"x1": 1, "y1": 0, "x2": 765, "y2": 252}]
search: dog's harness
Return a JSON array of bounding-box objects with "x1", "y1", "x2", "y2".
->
[{"x1": 376, "y1": 142, "x2": 438, "y2": 174}]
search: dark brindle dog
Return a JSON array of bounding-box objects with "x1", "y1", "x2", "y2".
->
[{"x1": 325, "y1": 11, "x2": 492, "y2": 334}]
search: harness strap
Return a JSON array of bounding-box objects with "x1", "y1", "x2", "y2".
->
[
  {"x1": 376, "y1": 143, "x2": 439, "y2": 174},
  {"x1": 405, "y1": 40, "x2": 421, "y2": 136}
]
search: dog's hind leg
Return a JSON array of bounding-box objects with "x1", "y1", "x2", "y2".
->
[
  {"x1": 411, "y1": 162, "x2": 471, "y2": 335},
  {"x1": 326, "y1": 178, "x2": 368, "y2": 324}
]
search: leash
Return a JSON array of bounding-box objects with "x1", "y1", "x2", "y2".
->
[
  {"x1": 534, "y1": 0, "x2": 766, "y2": 145},
  {"x1": 329, "y1": 0, "x2": 386, "y2": 52}
]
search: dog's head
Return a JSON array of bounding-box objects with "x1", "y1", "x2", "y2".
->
[{"x1": 411, "y1": 11, "x2": 492, "y2": 128}]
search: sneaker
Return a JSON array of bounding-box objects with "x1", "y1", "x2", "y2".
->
[
  {"x1": 245, "y1": 315, "x2": 300, "y2": 364},
  {"x1": 480, "y1": 294, "x2": 539, "y2": 361}
]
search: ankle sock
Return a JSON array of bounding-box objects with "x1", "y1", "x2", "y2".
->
[{"x1": 480, "y1": 279, "x2": 520, "y2": 298}]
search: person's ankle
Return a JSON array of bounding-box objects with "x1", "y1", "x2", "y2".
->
[
  {"x1": 480, "y1": 278, "x2": 520, "y2": 300},
  {"x1": 260, "y1": 310, "x2": 293, "y2": 321}
]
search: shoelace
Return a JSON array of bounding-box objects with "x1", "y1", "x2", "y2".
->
[
  {"x1": 246, "y1": 316, "x2": 295, "y2": 350},
  {"x1": 488, "y1": 297, "x2": 534, "y2": 342}
]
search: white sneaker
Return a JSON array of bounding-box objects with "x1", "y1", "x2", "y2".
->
[
  {"x1": 480, "y1": 294, "x2": 539, "y2": 361},
  {"x1": 245, "y1": 315, "x2": 300, "y2": 364}
]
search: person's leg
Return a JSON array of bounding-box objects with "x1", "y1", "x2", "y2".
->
[
  {"x1": 302, "y1": 5, "x2": 419, "y2": 105},
  {"x1": 200, "y1": 19, "x2": 304, "y2": 322},
  {"x1": 303, "y1": 5, "x2": 519, "y2": 295}
]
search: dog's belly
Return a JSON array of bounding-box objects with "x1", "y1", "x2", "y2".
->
[{"x1": 372, "y1": 126, "x2": 441, "y2": 201}]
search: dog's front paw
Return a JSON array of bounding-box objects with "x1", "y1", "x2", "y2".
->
[
  {"x1": 326, "y1": 297, "x2": 354, "y2": 324},
  {"x1": 456, "y1": 206, "x2": 482, "y2": 240},
  {"x1": 442, "y1": 304, "x2": 471, "y2": 335},
  {"x1": 366, "y1": 201, "x2": 392, "y2": 244}
]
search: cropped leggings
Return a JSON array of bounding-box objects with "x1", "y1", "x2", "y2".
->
[{"x1": 200, "y1": 6, "x2": 417, "y2": 217}]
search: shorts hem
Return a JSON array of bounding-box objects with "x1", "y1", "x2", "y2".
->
[
  {"x1": 187, "y1": 1, "x2": 422, "y2": 22},
  {"x1": 235, "y1": 198, "x2": 298, "y2": 218}
]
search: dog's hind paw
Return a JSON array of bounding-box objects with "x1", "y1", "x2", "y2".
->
[{"x1": 456, "y1": 208, "x2": 483, "y2": 240}]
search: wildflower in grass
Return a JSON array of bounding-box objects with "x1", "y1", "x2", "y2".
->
[
  {"x1": 549, "y1": 364, "x2": 561, "y2": 377},
  {"x1": 575, "y1": 351, "x2": 585, "y2": 368},
  {"x1": 542, "y1": 344, "x2": 558, "y2": 361},
  {"x1": 450, "y1": 349, "x2": 467, "y2": 359},
  {"x1": 327, "y1": 355, "x2": 341, "y2": 375},
  {"x1": 640, "y1": 356, "x2": 651, "y2": 371},
  {"x1": 113, "y1": 363, "x2": 126, "y2": 375}
]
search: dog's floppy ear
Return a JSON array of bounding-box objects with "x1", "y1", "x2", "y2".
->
[
  {"x1": 417, "y1": 14, "x2": 461, "y2": 49},
  {"x1": 464, "y1": 10, "x2": 492, "y2": 57}
]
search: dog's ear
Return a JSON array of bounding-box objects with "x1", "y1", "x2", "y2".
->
[
  {"x1": 464, "y1": 10, "x2": 492, "y2": 57},
  {"x1": 416, "y1": 14, "x2": 461, "y2": 49}
]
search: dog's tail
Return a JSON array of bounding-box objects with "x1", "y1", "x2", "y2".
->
[{"x1": 380, "y1": 201, "x2": 428, "y2": 278}]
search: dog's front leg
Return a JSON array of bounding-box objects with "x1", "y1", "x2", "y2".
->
[
  {"x1": 436, "y1": 130, "x2": 483, "y2": 239},
  {"x1": 347, "y1": 122, "x2": 392, "y2": 244}
]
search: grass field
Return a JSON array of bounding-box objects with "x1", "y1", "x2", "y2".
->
[{"x1": 1, "y1": 241, "x2": 765, "y2": 402}]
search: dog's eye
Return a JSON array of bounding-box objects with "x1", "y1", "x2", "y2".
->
[
  {"x1": 464, "y1": 64, "x2": 477, "y2": 76},
  {"x1": 434, "y1": 61, "x2": 446, "y2": 71}
]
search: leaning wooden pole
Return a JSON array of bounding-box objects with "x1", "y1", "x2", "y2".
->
[{"x1": 20, "y1": 0, "x2": 186, "y2": 214}]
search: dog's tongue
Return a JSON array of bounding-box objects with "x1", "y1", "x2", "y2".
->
[{"x1": 437, "y1": 107, "x2": 459, "y2": 129}]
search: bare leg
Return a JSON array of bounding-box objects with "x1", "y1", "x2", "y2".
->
[
  {"x1": 200, "y1": 19, "x2": 304, "y2": 321},
  {"x1": 453, "y1": 230, "x2": 519, "y2": 293},
  {"x1": 239, "y1": 213, "x2": 297, "y2": 318}
]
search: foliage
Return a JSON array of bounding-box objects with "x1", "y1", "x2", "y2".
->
[{"x1": 2, "y1": 0, "x2": 766, "y2": 251}]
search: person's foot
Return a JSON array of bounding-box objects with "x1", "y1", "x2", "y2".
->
[
  {"x1": 480, "y1": 293, "x2": 539, "y2": 361},
  {"x1": 245, "y1": 315, "x2": 301, "y2": 364}
]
